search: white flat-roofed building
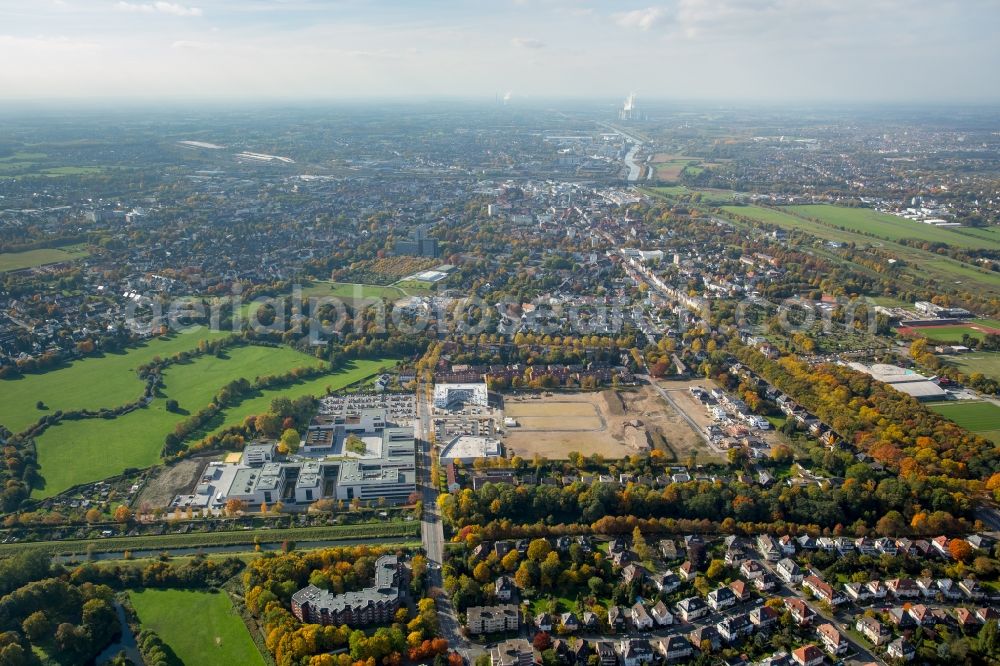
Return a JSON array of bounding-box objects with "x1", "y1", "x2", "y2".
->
[
  {"x1": 226, "y1": 462, "x2": 286, "y2": 505},
  {"x1": 294, "y1": 461, "x2": 323, "y2": 503},
  {"x1": 181, "y1": 403, "x2": 417, "y2": 511},
  {"x1": 440, "y1": 434, "x2": 503, "y2": 464},
  {"x1": 434, "y1": 382, "x2": 489, "y2": 410},
  {"x1": 844, "y1": 362, "x2": 947, "y2": 401},
  {"x1": 242, "y1": 442, "x2": 276, "y2": 466}
]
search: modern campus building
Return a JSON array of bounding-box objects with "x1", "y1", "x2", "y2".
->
[{"x1": 171, "y1": 402, "x2": 417, "y2": 511}]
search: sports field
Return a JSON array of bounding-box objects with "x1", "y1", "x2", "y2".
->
[
  {"x1": 899, "y1": 325, "x2": 988, "y2": 343},
  {"x1": 130, "y1": 589, "x2": 264, "y2": 666},
  {"x1": 30, "y1": 344, "x2": 327, "y2": 497},
  {"x1": 0, "y1": 244, "x2": 90, "y2": 272},
  {"x1": 943, "y1": 351, "x2": 1000, "y2": 382},
  {"x1": 928, "y1": 401, "x2": 1000, "y2": 443},
  {"x1": 0, "y1": 330, "x2": 232, "y2": 435}
]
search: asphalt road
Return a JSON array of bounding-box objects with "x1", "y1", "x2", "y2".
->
[
  {"x1": 753, "y1": 554, "x2": 886, "y2": 666},
  {"x1": 416, "y1": 385, "x2": 472, "y2": 661}
]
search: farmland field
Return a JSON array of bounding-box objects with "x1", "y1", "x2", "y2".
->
[
  {"x1": 650, "y1": 154, "x2": 701, "y2": 181},
  {"x1": 30, "y1": 344, "x2": 327, "y2": 497},
  {"x1": 928, "y1": 401, "x2": 1000, "y2": 443},
  {"x1": 0, "y1": 330, "x2": 232, "y2": 435},
  {"x1": 0, "y1": 244, "x2": 90, "y2": 272},
  {"x1": 130, "y1": 589, "x2": 265, "y2": 666}
]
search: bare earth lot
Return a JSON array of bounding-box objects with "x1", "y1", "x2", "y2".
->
[
  {"x1": 503, "y1": 386, "x2": 713, "y2": 461},
  {"x1": 136, "y1": 458, "x2": 206, "y2": 511}
]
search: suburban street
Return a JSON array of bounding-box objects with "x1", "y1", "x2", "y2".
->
[{"x1": 753, "y1": 554, "x2": 886, "y2": 666}]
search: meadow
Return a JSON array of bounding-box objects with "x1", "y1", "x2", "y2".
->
[
  {"x1": 130, "y1": 589, "x2": 265, "y2": 666},
  {"x1": 300, "y1": 280, "x2": 407, "y2": 301},
  {"x1": 0, "y1": 244, "x2": 90, "y2": 272},
  {"x1": 721, "y1": 205, "x2": 1000, "y2": 299},
  {"x1": 645, "y1": 186, "x2": 738, "y2": 205},
  {"x1": 0, "y1": 152, "x2": 105, "y2": 179},
  {"x1": 30, "y1": 344, "x2": 325, "y2": 497},
  {"x1": 786, "y1": 205, "x2": 1000, "y2": 251},
  {"x1": 30, "y1": 355, "x2": 393, "y2": 497},
  {"x1": 928, "y1": 401, "x2": 1000, "y2": 443},
  {"x1": 0, "y1": 330, "x2": 232, "y2": 435},
  {"x1": 194, "y1": 356, "x2": 396, "y2": 440}
]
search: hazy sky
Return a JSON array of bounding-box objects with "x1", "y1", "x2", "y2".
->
[{"x1": 2, "y1": 0, "x2": 998, "y2": 103}]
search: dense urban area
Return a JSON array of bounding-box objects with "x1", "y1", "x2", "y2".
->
[{"x1": 0, "y1": 100, "x2": 999, "y2": 666}]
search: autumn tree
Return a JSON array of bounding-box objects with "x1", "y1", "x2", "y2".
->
[
  {"x1": 949, "y1": 538, "x2": 973, "y2": 562},
  {"x1": 113, "y1": 505, "x2": 132, "y2": 523},
  {"x1": 632, "y1": 527, "x2": 654, "y2": 562},
  {"x1": 876, "y1": 510, "x2": 907, "y2": 537},
  {"x1": 280, "y1": 428, "x2": 301, "y2": 454},
  {"x1": 527, "y1": 538, "x2": 552, "y2": 561}
]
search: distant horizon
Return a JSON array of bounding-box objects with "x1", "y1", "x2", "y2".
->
[
  {"x1": 1, "y1": 96, "x2": 999, "y2": 111},
  {"x1": 2, "y1": 0, "x2": 999, "y2": 104}
]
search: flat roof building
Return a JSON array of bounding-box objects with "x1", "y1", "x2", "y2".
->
[
  {"x1": 434, "y1": 382, "x2": 489, "y2": 410},
  {"x1": 440, "y1": 434, "x2": 503, "y2": 464},
  {"x1": 845, "y1": 362, "x2": 948, "y2": 401}
]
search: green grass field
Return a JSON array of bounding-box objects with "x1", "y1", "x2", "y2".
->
[
  {"x1": 30, "y1": 356, "x2": 392, "y2": 497},
  {"x1": 942, "y1": 351, "x2": 1000, "y2": 382},
  {"x1": 392, "y1": 279, "x2": 436, "y2": 295},
  {"x1": 721, "y1": 205, "x2": 1000, "y2": 298},
  {"x1": 928, "y1": 401, "x2": 1000, "y2": 443},
  {"x1": 30, "y1": 345, "x2": 324, "y2": 497},
  {"x1": 0, "y1": 331, "x2": 232, "y2": 435},
  {"x1": 130, "y1": 589, "x2": 264, "y2": 666},
  {"x1": 903, "y1": 325, "x2": 986, "y2": 343},
  {"x1": 0, "y1": 152, "x2": 105, "y2": 179},
  {"x1": 42, "y1": 166, "x2": 105, "y2": 176},
  {"x1": 0, "y1": 244, "x2": 90, "y2": 272},
  {"x1": 868, "y1": 295, "x2": 913, "y2": 308},
  {"x1": 304, "y1": 281, "x2": 406, "y2": 300},
  {"x1": 647, "y1": 186, "x2": 737, "y2": 205},
  {"x1": 786, "y1": 205, "x2": 1000, "y2": 251},
  {"x1": 199, "y1": 357, "x2": 395, "y2": 438}
]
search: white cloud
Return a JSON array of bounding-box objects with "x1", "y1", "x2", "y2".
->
[
  {"x1": 511, "y1": 36, "x2": 545, "y2": 49},
  {"x1": 116, "y1": 1, "x2": 202, "y2": 17},
  {"x1": 614, "y1": 6, "x2": 668, "y2": 30}
]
